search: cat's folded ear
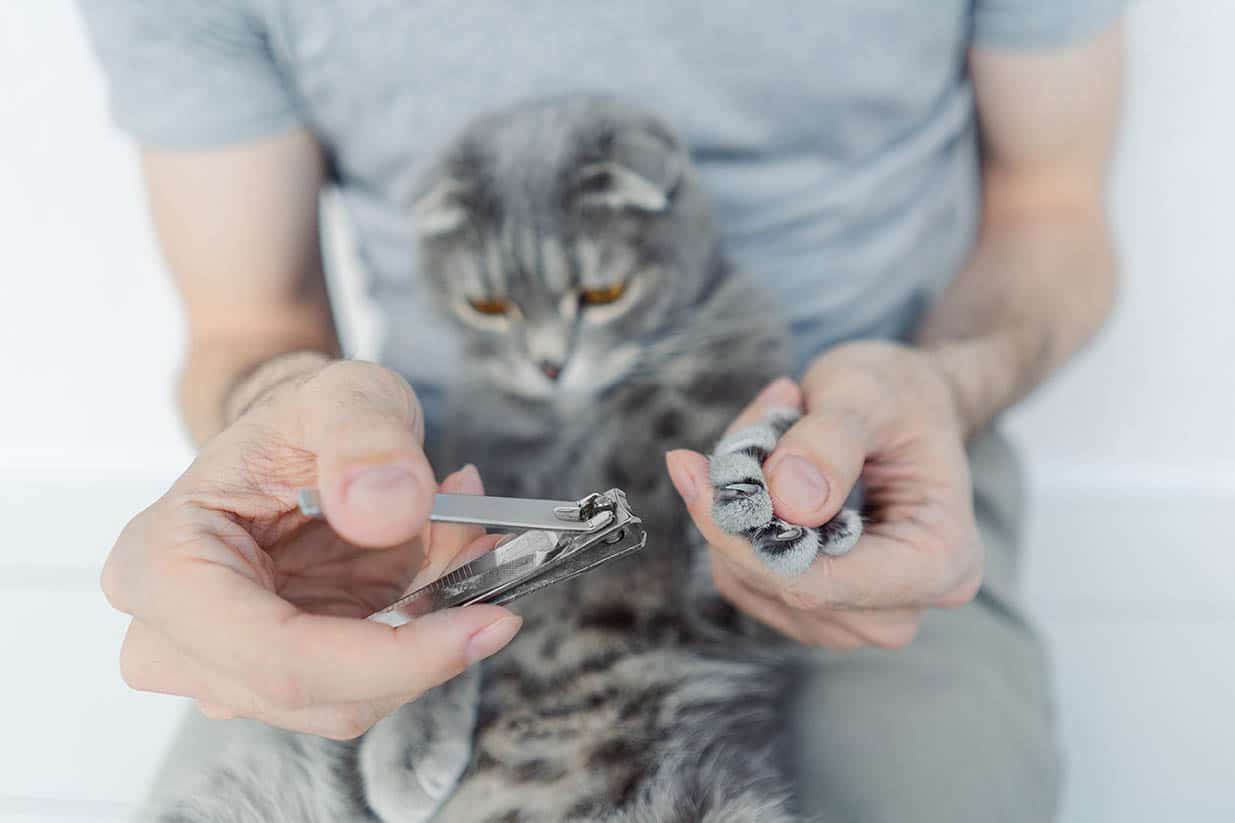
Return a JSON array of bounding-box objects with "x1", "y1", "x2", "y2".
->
[
  {"x1": 413, "y1": 175, "x2": 471, "y2": 238},
  {"x1": 572, "y1": 120, "x2": 684, "y2": 214}
]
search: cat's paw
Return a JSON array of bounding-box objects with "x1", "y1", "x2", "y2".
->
[
  {"x1": 709, "y1": 407, "x2": 862, "y2": 576},
  {"x1": 359, "y1": 666, "x2": 480, "y2": 823}
]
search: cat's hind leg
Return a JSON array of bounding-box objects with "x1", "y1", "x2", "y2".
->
[{"x1": 709, "y1": 408, "x2": 862, "y2": 576}]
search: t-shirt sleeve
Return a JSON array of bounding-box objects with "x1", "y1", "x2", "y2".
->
[
  {"x1": 76, "y1": 0, "x2": 302, "y2": 148},
  {"x1": 972, "y1": 0, "x2": 1130, "y2": 51}
]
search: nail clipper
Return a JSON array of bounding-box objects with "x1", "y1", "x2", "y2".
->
[{"x1": 296, "y1": 488, "x2": 646, "y2": 627}]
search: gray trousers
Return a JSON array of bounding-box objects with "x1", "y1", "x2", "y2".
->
[
  {"x1": 787, "y1": 428, "x2": 1061, "y2": 822},
  {"x1": 146, "y1": 429, "x2": 1060, "y2": 822}
]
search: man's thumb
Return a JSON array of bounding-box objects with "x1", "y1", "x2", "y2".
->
[{"x1": 302, "y1": 361, "x2": 437, "y2": 547}]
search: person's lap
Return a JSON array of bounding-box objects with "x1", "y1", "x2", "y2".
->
[
  {"x1": 788, "y1": 427, "x2": 1061, "y2": 823},
  {"x1": 143, "y1": 430, "x2": 1060, "y2": 822}
]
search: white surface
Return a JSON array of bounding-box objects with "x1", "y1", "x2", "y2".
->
[
  {"x1": 1021, "y1": 494, "x2": 1235, "y2": 823},
  {"x1": 0, "y1": 587, "x2": 181, "y2": 818},
  {"x1": 1003, "y1": 0, "x2": 1235, "y2": 483},
  {"x1": 1, "y1": 1, "x2": 1232, "y2": 821}
]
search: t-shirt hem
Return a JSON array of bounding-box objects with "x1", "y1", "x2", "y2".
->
[
  {"x1": 972, "y1": 0, "x2": 1130, "y2": 52},
  {"x1": 112, "y1": 104, "x2": 305, "y2": 151}
]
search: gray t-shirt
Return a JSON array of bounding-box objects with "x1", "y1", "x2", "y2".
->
[{"x1": 79, "y1": 0, "x2": 1125, "y2": 422}]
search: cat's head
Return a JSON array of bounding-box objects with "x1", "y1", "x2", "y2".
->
[{"x1": 414, "y1": 95, "x2": 718, "y2": 401}]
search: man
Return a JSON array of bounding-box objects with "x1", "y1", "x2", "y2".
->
[{"x1": 79, "y1": 2, "x2": 1125, "y2": 820}]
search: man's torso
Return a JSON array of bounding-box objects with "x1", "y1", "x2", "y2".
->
[{"x1": 252, "y1": 1, "x2": 981, "y2": 413}]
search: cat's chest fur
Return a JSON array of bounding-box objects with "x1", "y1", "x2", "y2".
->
[{"x1": 424, "y1": 373, "x2": 736, "y2": 819}]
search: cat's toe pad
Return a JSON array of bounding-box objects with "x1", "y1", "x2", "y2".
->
[{"x1": 707, "y1": 408, "x2": 862, "y2": 575}]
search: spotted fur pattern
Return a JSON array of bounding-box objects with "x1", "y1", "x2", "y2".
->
[{"x1": 144, "y1": 95, "x2": 841, "y2": 823}]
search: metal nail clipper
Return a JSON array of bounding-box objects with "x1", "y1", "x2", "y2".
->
[{"x1": 296, "y1": 488, "x2": 647, "y2": 627}]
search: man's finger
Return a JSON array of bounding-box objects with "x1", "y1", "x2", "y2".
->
[
  {"x1": 420, "y1": 464, "x2": 487, "y2": 577},
  {"x1": 719, "y1": 560, "x2": 921, "y2": 650},
  {"x1": 120, "y1": 619, "x2": 234, "y2": 702},
  {"x1": 666, "y1": 448, "x2": 773, "y2": 578},
  {"x1": 125, "y1": 620, "x2": 441, "y2": 739},
  {"x1": 122, "y1": 619, "x2": 291, "y2": 719},
  {"x1": 783, "y1": 527, "x2": 981, "y2": 610},
  {"x1": 764, "y1": 404, "x2": 868, "y2": 528},
  {"x1": 666, "y1": 447, "x2": 816, "y2": 586},
  {"x1": 724, "y1": 377, "x2": 804, "y2": 434},
  {"x1": 302, "y1": 361, "x2": 438, "y2": 548},
  {"x1": 669, "y1": 446, "x2": 980, "y2": 610},
  {"x1": 827, "y1": 607, "x2": 924, "y2": 650},
  {"x1": 138, "y1": 524, "x2": 519, "y2": 706},
  {"x1": 205, "y1": 694, "x2": 387, "y2": 739},
  {"x1": 408, "y1": 533, "x2": 504, "y2": 595},
  {"x1": 712, "y1": 560, "x2": 866, "y2": 650},
  {"x1": 711, "y1": 562, "x2": 804, "y2": 641}
]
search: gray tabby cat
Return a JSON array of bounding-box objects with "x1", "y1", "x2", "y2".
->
[{"x1": 147, "y1": 95, "x2": 860, "y2": 823}]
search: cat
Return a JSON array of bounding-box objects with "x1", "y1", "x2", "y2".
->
[{"x1": 147, "y1": 94, "x2": 861, "y2": 823}]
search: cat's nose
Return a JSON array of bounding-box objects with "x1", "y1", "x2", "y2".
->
[{"x1": 539, "y1": 360, "x2": 563, "y2": 381}]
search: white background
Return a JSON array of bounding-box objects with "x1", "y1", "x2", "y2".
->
[{"x1": 1, "y1": 2, "x2": 1232, "y2": 821}]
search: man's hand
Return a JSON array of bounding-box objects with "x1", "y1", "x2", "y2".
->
[
  {"x1": 101, "y1": 358, "x2": 522, "y2": 739},
  {"x1": 666, "y1": 20, "x2": 1122, "y2": 650},
  {"x1": 666, "y1": 342, "x2": 983, "y2": 650}
]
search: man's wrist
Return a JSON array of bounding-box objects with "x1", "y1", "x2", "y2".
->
[
  {"x1": 222, "y1": 350, "x2": 335, "y2": 427},
  {"x1": 922, "y1": 334, "x2": 1024, "y2": 440}
]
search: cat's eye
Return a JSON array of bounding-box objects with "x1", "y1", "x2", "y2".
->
[
  {"x1": 580, "y1": 281, "x2": 628, "y2": 307},
  {"x1": 467, "y1": 296, "x2": 510, "y2": 316}
]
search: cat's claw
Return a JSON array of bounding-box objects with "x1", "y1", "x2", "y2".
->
[{"x1": 708, "y1": 407, "x2": 862, "y2": 576}]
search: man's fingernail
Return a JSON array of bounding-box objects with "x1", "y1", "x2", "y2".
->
[
  {"x1": 344, "y1": 464, "x2": 418, "y2": 509},
  {"x1": 771, "y1": 455, "x2": 829, "y2": 514},
  {"x1": 457, "y1": 464, "x2": 483, "y2": 496},
  {"x1": 467, "y1": 615, "x2": 522, "y2": 664},
  {"x1": 666, "y1": 451, "x2": 698, "y2": 504}
]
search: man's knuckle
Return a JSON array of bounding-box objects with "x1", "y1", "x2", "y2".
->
[
  {"x1": 196, "y1": 701, "x2": 238, "y2": 721},
  {"x1": 371, "y1": 364, "x2": 413, "y2": 398},
  {"x1": 810, "y1": 629, "x2": 863, "y2": 651},
  {"x1": 718, "y1": 580, "x2": 755, "y2": 614},
  {"x1": 118, "y1": 645, "x2": 150, "y2": 692},
  {"x1": 932, "y1": 536, "x2": 984, "y2": 606},
  {"x1": 322, "y1": 706, "x2": 376, "y2": 740},
  {"x1": 99, "y1": 555, "x2": 127, "y2": 613},
  {"x1": 915, "y1": 529, "x2": 952, "y2": 561},
  {"x1": 781, "y1": 583, "x2": 825, "y2": 613},
  {"x1": 711, "y1": 568, "x2": 737, "y2": 599},
  {"x1": 340, "y1": 362, "x2": 414, "y2": 409},
  {"x1": 938, "y1": 568, "x2": 984, "y2": 607},
  {"x1": 312, "y1": 358, "x2": 357, "y2": 387},
  {"x1": 101, "y1": 512, "x2": 158, "y2": 613},
  {"x1": 870, "y1": 620, "x2": 921, "y2": 650}
]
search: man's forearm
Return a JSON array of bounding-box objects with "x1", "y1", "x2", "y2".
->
[
  {"x1": 916, "y1": 203, "x2": 1118, "y2": 438},
  {"x1": 179, "y1": 332, "x2": 339, "y2": 446}
]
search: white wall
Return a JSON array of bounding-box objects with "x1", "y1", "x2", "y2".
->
[
  {"x1": 1004, "y1": 1, "x2": 1235, "y2": 491},
  {"x1": 1, "y1": 2, "x2": 1231, "y2": 821}
]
